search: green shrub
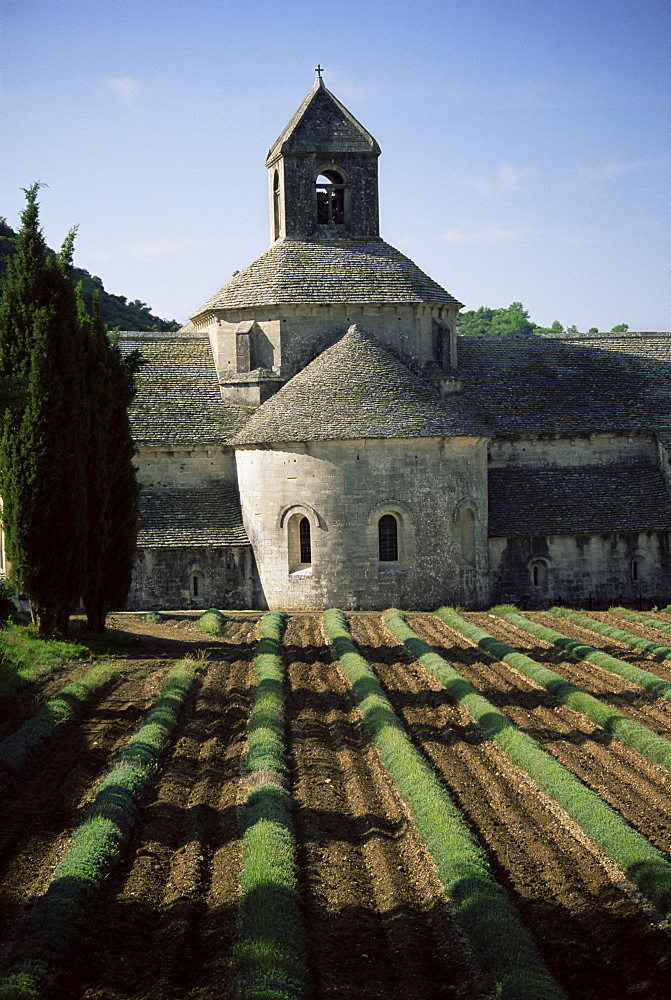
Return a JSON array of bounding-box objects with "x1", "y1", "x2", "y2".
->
[
  {"x1": 144, "y1": 610, "x2": 164, "y2": 624},
  {"x1": 0, "y1": 662, "x2": 117, "y2": 778},
  {"x1": 233, "y1": 610, "x2": 308, "y2": 1000},
  {"x1": 197, "y1": 608, "x2": 225, "y2": 636},
  {"x1": 611, "y1": 606, "x2": 671, "y2": 638},
  {"x1": 0, "y1": 580, "x2": 16, "y2": 625},
  {"x1": 504, "y1": 607, "x2": 671, "y2": 699}
]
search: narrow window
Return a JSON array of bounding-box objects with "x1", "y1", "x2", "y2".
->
[
  {"x1": 288, "y1": 512, "x2": 312, "y2": 572},
  {"x1": 531, "y1": 561, "x2": 548, "y2": 588},
  {"x1": 459, "y1": 507, "x2": 476, "y2": 566},
  {"x1": 272, "y1": 171, "x2": 280, "y2": 241},
  {"x1": 631, "y1": 556, "x2": 644, "y2": 582},
  {"x1": 299, "y1": 516, "x2": 311, "y2": 564},
  {"x1": 190, "y1": 571, "x2": 203, "y2": 598},
  {"x1": 315, "y1": 170, "x2": 345, "y2": 225},
  {"x1": 378, "y1": 514, "x2": 399, "y2": 562}
]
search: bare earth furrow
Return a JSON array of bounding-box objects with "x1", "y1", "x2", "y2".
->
[
  {"x1": 354, "y1": 613, "x2": 671, "y2": 1000},
  {"x1": 474, "y1": 613, "x2": 671, "y2": 735},
  {"x1": 0, "y1": 668, "x2": 164, "y2": 956},
  {"x1": 58, "y1": 629, "x2": 256, "y2": 1000},
  {"x1": 410, "y1": 613, "x2": 671, "y2": 853},
  {"x1": 284, "y1": 613, "x2": 482, "y2": 1000}
]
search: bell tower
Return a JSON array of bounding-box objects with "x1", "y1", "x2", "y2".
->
[{"x1": 265, "y1": 69, "x2": 381, "y2": 242}]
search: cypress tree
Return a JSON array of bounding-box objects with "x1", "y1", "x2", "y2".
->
[
  {"x1": 81, "y1": 293, "x2": 140, "y2": 632},
  {"x1": 0, "y1": 185, "x2": 88, "y2": 634}
]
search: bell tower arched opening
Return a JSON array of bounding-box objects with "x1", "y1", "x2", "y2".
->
[{"x1": 315, "y1": 169, "x2": 346, "y2": 226}]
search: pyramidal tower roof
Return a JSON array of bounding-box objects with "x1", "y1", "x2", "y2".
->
[{"x1": 265, "y1": 74, "x2": 380, "y2": 164}]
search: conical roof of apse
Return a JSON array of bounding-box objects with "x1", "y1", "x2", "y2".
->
[
  {"x1": 232, "y1": 325, "x2": 488, "y2": 445},
  {"x1": 265, "y1": 75, "x2": 380, "y2": 163}
]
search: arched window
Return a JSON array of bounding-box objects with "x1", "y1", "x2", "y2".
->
[
  {"x1": 459, "y1": 507, "x2": 476, "y2": 566},
  {"x1": 272, "y1": 171, "x2": 281, "y2": 241},
  {"x1": 531, "y1": 560, "x2": 548, "y2": 588},
  {"x1": 316, "y1": 170, "x2": 345, "y2": 225},
  {"x1": 190, "y1": 571, "x2": 203, "y2": 599},
  {"x1": 378, "y1": 514, "x2": 399, "y2": 562},
  {"x1": 631, "y1": 556, "x2": 645, "y2": 583},
  {"x1": 288, "y1": 512, "x2": 312, "y2": 573},
  {"x1": 299, "y1": 516, "x2": 311, "y2": 564}
]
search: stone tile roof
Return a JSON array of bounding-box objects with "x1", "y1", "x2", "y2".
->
[
  {"x1": 137, "y1": 483, "x2": 249, "y2": 548},
  {"x1": 489, "y1": 465, "x2": 671, "y2": 538},
  {"x1": 488, "y1": 465, "x2": 671, "y2": 537},
  {"x1": 233, "y1": 326, "x2": 489, "y2": 445},
  {"x1": 119, "y1": 333, "x2": 238, "y2": 447},
  {"x1": 543, "y1": 330, "x2": 671, "y2": 360},
  {"x1": 266, "y1": 79, "x2": 380, "y2": 163},
  {"x1": 193, "y1": 234, "x2": 462, "y2": 313},
  {"x1": 457, "y1": 333, "x2": 671, "y2": 435}
]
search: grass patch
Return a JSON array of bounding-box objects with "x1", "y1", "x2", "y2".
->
[
  {"x1": 0, "y1": 624, "x2": 89, "y2": 700},
  {"x1": 324, "y1": 608, "x2": 566, "y2": 1000},
  {"x1": 0, "y1": 659, "x2": 196, "y2": 1000},
  {"x1": 233, "y1": 610, "x2": 308, "y2": 1000},
  {"x1": 386, "y1": 608, "x2": 671, "y2": 921},
  {"x1": 437, "y1": 606, "x2": 671, "y2": 773},
  {"x1": 197, "y1": 608, "x2": 225, "y2": 636}
]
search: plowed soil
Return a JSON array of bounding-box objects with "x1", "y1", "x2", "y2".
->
[{"x1": 1, "y1": 610, "x2": 670, "y2": 1000}]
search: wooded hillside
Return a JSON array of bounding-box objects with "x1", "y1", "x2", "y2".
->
[{"x1": 0, "y1": 219, "x2": 180, "y2": 332}]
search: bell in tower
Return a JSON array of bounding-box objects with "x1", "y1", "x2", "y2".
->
[{"x1": 265, "y1": 68, "x2": 381, "y2": 241}]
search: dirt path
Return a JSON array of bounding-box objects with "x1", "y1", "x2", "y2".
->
[{"x1": 353, "y1": 612, "x2": 671, "y2": 1000}]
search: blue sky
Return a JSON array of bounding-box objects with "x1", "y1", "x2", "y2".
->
[{"x1": 3, "y1": 0, "x2": 669, "y2": 330}]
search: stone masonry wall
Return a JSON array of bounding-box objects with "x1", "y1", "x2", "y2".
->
[
  {"x1": 489, "y1": 432, "x2": 658, "y2": 469},
  {"x1": 135, "y1": 446, "x2": 236, "y2": 487},
  {"x1": 125, "y1": 545, "x2": 263, "y2": 611},
  {"x1": 211, "y1": 303, "x2": 459, "y2": 392},
  {"x1": 489, "y1": 531, "x2": 671, "y2": 608},
  {"x1": 235, "y1": 436, "x2": 489, "y2": 610}
]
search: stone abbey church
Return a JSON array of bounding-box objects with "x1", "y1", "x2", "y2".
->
[{"x1": 120, "y1": 75, "x2": 671, "y2": 612}]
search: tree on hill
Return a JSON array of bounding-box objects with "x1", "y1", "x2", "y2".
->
[
  {"x1": 0, "y1": 217, "x2": 181, "y2": 332},
  {"x1": 456, "y1": 302, "x2": 630, "y2": 337},
  {"x1": 0, "y1": 186, "x2": 88, "y2": 634},
  {"x1": 456, "y1": 302, "x2": 537, "y2": 337}
]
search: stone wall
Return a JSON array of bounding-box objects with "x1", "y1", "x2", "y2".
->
[
  {"x1": 135, "y1": 446, "x2": 236, "y2": 487},
  {"x1": 489, "y1": 431, "x2": 657, "y2": 469},
  {"x1": 125, "y1": 545, "x2": 263, "y2": 611},
  {"x1": 489, "y1": 531, "x2": 671, "y2": 608},
  {"x1": 270, "y1": 152, "x2": 380, "y2": 240},
  {"x1": 235, "y1": 435, "x2": 489, "y2": 610},
  {"x1": 209, "y1": 303, "x2": 459, "y2": 403}
]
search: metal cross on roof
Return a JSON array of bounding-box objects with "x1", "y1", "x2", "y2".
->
[{"x1": 315, "y1": 64, "x2": 324, "y2": 80}]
